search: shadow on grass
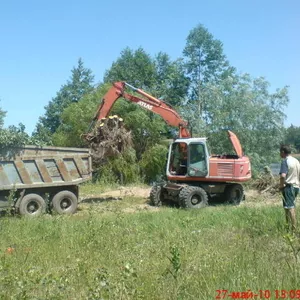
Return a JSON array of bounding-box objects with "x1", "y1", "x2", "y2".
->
[
  {"x1": 208, "y1": 195, "x2": 245, "y2": 207},
  {"x1": 80, "y1": 196, "x2": 123, "y2": 204},
  {"x1": 79, "y1": 194, "x2": 242, "y2": 210}
]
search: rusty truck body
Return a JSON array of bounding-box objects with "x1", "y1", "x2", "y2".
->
[{"x1": 0, "y1": 145, "x2": 92, "y2": 216}]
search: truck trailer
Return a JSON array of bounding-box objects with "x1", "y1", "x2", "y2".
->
[{"x1": 0, "y1": 145, "x2": 92, "y2": 216}]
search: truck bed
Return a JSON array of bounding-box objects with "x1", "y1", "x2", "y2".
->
[{"x1": 0, "y1": 145, "x2": 92, "y2": 191}]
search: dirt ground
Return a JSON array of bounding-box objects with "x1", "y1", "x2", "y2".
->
[
  {"x1": 79, "y1": 186, "x2": 281, "y2": 213},
  {"x1": 98, "y1": 186, "x2": 151, "y2": 199}
]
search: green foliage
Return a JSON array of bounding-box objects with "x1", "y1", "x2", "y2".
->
[
  {"x1": 33, "y1": 58, "x2": 95, "y2": 141},
  {"x1": 181, "y1": 24, "x2": 289, "y2": 176},
  {"x1": 207, "y1": 75, "x2": 287, "y2": 171},
  {"x1": 183, "y1": 24, "x2": 234, "y2": 85},
  {"x1": 94, "y1": 148, "x2": 140, "y2": 185},
  {"x1": 104, "y1": 47, "x2": 189, "y2": 107},
  {"x1": 123, "y1": 109, "x2": 168, "y2": 160},
  {"x1": 104, "y1": 47, "x2": 157, "y2": 89},
  {"x1": 31, "y1": 123, "x2": 53, "y2": 146},
  {"x1": 152, "y1": 52, "x2": 189, "y2": 107},
  {"x1": 0, "y1": 103, "x2": 6, "y2": 128},
  {"x1": 0, "y1": 102, "x2": 33, "y2": 151},
  {"x1": 103, "y1": 48, "x2": 189, "y2": 161},
  {"x1": 139, "y1": 144, "x2": 168, "y2": 183},
  {"x1": 0, "y1": 123, "x2": 31, "y2": 152},
  {"x1": 52, "y1": 83, "x2": 168, "y2": 184},
  {"x1": 166, "y1": 245, "x2": 181, "y2": 280},
  {"x1": 285, "y1": 125, "x2": 300, "y2": 152},
  {"x1": 52, "y1": 84, "x2": 110, "y2": 147},
  {"x1": 182, "y1": 73, "x2": 289, "y2": 175},
  {"x1": 182, "y1": 24, "x2": 235, "y2": 133},
  {"x1": 53, "y1": 82, "x2": 168, "y2": 152}
]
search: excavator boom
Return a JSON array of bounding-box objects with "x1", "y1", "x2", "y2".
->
[{"x1": 93, "y1": 82, "x2": 190, "y2": 138}]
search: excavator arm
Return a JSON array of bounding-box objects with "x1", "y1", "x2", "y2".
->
[{"x1": 91, "y1": 81, "x2": 190, "y2": 138}]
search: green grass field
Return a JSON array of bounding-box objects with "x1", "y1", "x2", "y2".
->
[{"x1": 1, "y1": 186, "x2": 300, "y2": 299}]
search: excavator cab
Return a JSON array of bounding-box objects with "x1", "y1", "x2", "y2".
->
[{"x1": 168, "y1": 138, "x2": 209, "y2": 178}]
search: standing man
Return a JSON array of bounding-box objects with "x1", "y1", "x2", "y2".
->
[{"x1": 279, "y1": 145, "x2": 300, "y2": 232}]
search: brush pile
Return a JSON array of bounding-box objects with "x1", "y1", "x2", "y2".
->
[
  {"x1": 85, "y1": 115, "x2": 133, "y2": 167},
  {"x1": 252, "y1": 166, "x2": 280, "y2": 195}
]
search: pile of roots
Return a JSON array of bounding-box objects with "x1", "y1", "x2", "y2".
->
[
  {"x1": 85, "y1": 115, "x2": 133, "y2": 167},
  {"x1": 252, "y1": 166, "x2": 280, "y2": 195}
]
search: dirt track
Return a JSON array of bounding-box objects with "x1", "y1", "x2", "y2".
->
[
  {"x1": 80, "y1": 186, "x2": 281, "y2": 210},
  {"x1": 97, "y1": 187, "x2": 151, "y2": 199}
]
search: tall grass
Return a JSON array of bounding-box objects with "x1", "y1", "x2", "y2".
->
[{"x1": 0, "y1": 194, "x2": 299, "y2": 299}]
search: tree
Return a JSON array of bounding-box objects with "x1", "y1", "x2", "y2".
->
[
  {"x1": 285, "y1": 125, "x2": 300, "y2": 152},
  {"x1": 104, "y1": 47, "x2": 189, "y2": 107},
  {"x1": 52, "y1": 84, "x2": 110, "y2": 147},
  {"x1": 117, "y1": 107, "x2": 167, "y2": 159},
  {"x1": 193, "y1": 74, "x2": 289, "y2": 175},
  {"x1": 0, "y1": 102, "x2": 31, "y2": 151},
  {"x1": 33, "y1": 58, "x2": 95, "y2": 141},
  {"x1": 152, "y1": 52, "x2": 189, "y2": 107},
  {"x1": 139, "y1": 144, "x2": 169, "y2": 183},
  {"x1": 52, "y1": 83, "x2": 142, "y2": 184},
  {"x1": 0, "y1": 123, "x2": 31, "y2": 154},
  {"x1": 181, "y1": 24, "x2": 289, "y2": 175},
  {"x1": 103, "y1": 47, "x2": 157, "y2": 90},
  {"x1": 183, "y1": 24, "x2": 235, "y2": 132},
  {"x1": 0, "y1": 103, "x2": 6, "y2": 128}
]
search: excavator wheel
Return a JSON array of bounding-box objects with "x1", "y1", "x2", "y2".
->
[
  {"x1": 179, "y1": 186, "x2": 208, "y2": 209},
  {"x1": 149, "y1": 185, "x2": 163, "y2": 207},
  {"x1": 224, "y1": 184, "x2": 244, "y2": 205}
]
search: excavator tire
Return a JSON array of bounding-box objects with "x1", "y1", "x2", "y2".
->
[
  {"x1": 149, "y1": 185, "x2": 163, "y2": 207},
  {"x1": 224, "y1": 184, "x2": 244, "y2": 205},
  {"x1": 179, "y1": 186, "x2": 208, "y2": 209}
]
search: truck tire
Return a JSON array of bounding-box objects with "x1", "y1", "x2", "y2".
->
[
  {"x1": 179, "y1": 186, "x2": 208, "y2": 209},
  {"x1": 225, "y1": 184, "x2": 244, "y2": 205},
  {"x1": 19, "y1": 193, "x2": 46, "y2": 217},
  {"x1": 52, "y1": 190, "x2": 78, "y2": 215},
  {"x1": 149, "y1": 185, "x2": 163, "y2": 207}
]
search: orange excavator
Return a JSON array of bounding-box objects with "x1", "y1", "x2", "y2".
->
[{"x1": 90, "y1": 81, "x2": 251, "y2": 208}]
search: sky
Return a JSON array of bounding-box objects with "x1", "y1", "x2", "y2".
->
[{"x1": 0, "y1": 0, "x2": 299, "y2": 134}]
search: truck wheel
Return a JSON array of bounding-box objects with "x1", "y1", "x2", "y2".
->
[
  {"x1": 179, "y1": 186, "x2": 208, "y2": 209},
  {"x1": 225, "y1": 184, "x2": 244, "y2": 205},
  {"x1": 149, "y1": 185, "x2": 163, "y2": 206},
  {"x1": 52, "y1": 190, "x2": 78, "y2": 215},
  {"x1": 19, "y1": 194, "x2": 46, "y2": 217}
]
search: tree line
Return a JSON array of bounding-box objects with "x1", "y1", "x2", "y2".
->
[{"x1": 0, "y1": 24, "x2": 297, "y2": 182}]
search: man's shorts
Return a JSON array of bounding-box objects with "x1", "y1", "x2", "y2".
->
[{"x1": 282, "y1": 185, "x2": 299, "y2": 209}]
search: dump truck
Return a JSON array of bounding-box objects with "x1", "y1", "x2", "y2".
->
[{"x1": 0, "y1": 145, "x2": 92, "y2": 216}]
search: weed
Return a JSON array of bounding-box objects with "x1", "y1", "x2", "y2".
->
[
  {"x1": 166, "y1": 245, "x2": 181, "y2": 280},
  {"x1": 282, "y1": 233, "x2": 300, "y2": 286},
  {"x1": 4, "y1": 188, "x2": 17, "y2": 216}
]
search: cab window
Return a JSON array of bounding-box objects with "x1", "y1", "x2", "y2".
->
[
  {"x1": 188, "y1": 143, "x2": 208, "y2": 177},
  {"x1": 169, "y1": 142, "x2": 187, "y2": 176}
]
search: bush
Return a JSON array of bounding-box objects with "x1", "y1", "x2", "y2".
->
[
  {"x1": 93, "y1": 148, "x2": 140, "y2": 185},
  {"x1": 139, "y1": 144, "x2": 169, "y2": 183}
]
